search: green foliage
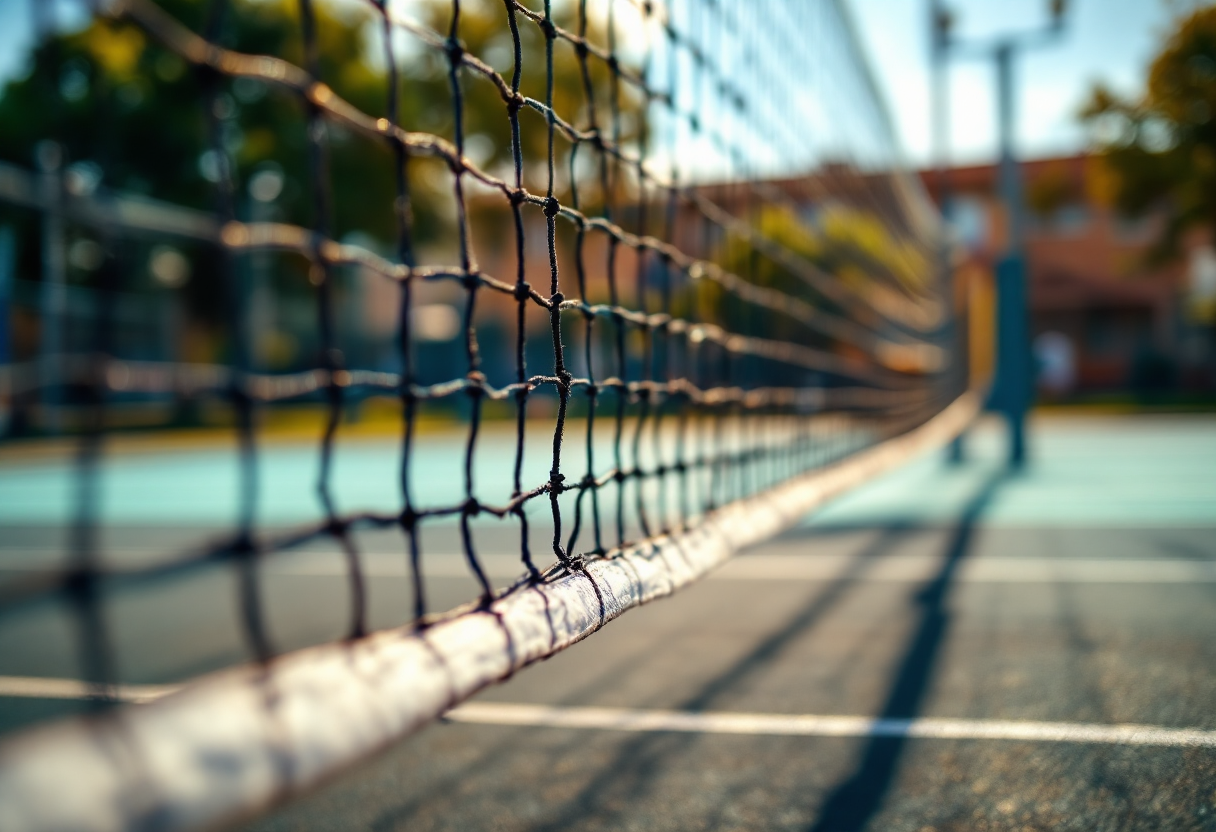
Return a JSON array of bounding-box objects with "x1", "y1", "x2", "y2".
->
[
  {"x1": 713, "y1": 203, "x2": 931, "y2": 349},
  {"x1": 1080, "y1": 5, "x2": 1216, "y2": 262},
  {"x1": 0, "y1": 0, "x2": 639, "y2": 351},
  {"x1": 0, "y1": 0, "x2": 637, "y2": 246}
]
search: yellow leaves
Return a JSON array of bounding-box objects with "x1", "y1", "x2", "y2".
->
[
  {"x1": 719, "y1": 202, "x2": 929, "y2": 296},
  {"x1": 757, "y1": 206, "x2": 821, "y2": 261},
  {"x1": 819, "y1": 205, "x2": 928, "y2": 292},
  {"x1": 821, "y1": 206, "x2": 879, "y2": 251},
  {"x1": 80, "y1": 20, "x2": 146, "y2": 81}
]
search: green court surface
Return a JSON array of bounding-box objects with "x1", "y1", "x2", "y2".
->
[{"x1": 1, "y1": 413, "x2": 1215, "y2": 831}]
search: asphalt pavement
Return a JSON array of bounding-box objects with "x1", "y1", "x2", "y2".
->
[{"x1": 1, "y1": 413, "x2": 1214, "y2": 831}]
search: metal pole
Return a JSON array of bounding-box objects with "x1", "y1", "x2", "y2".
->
[
  {"x1": 994, "y1": 44, "x2": 1029, "y2": 465},
  {"x1": 996, "y1": 45, "x2": 1022, "y2": 253},
  {"x1": 0, "y1": 225, "x2": 13, "y2": 436},
  {"x1": 931, "y1": 0, "x2": 965, "y2": 464},
  {"x1": 936, "y1": 2, "x2": 1067, "y2": 467},
  {"x1": 0, "y1": 226, "x2": 12, "y2": 367},
  {"x1": 38, "y1": 142, "x2": 66, "y2": 435}
]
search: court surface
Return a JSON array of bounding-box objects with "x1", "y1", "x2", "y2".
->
[{"x1": 2, "y1": 413, "x2": 1215, "y2": 831}]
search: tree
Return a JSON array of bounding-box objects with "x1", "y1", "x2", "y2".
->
[
  {"x1": 1080, "y1": 5, "x2": 1216, "y2": 268},
  {"x1": 0, "y1": 0, "x2": 636, "y2": 357},
  {"x1": 0, "y1": 0, "x2": 632, "y2": 245}
]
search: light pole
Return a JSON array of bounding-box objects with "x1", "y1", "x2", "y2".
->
[
  {"x1": 37, "y1": 141, "x2": 67, "y2": 435},
  {"x1": 929, "y1": 0, "x2": 963, "y2": 463},
  {"x1": 931, "y1": 0, "x2": 1068, "y2": 466}
]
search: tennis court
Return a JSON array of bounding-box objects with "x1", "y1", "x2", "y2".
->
[
  {"x1": 234, "y1": 413, "x2": 1216, "y2": 831},
  {"x1": 2, "y1": 0, "x2": 1214, "y2": 829},
  {"x1": 2, "y1": 412, "x2": 1214, "y2": 830}
]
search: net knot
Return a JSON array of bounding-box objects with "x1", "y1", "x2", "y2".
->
[
  {"x1": 506, "y1": 93, "x2": 524, "y2": 115},
  {"x1": 445, "y1": 38, "x2": 464, "y2": 63},
  {"x1": 539, "y1": 18, "x2": 557, "y2": 39},
  {"x1": 228, "y1": 380, "x2": 252, "y2": 409},
  {"x1": 466, "y1": 371, "x2": 486, "y2": 397},
  {"x1": 574, "y1": 40, "x2": 589, "y2": 58},
  {"x1": 585, "y1": 382, "x2": 598, "y2": 398},
  {"x1": 542, "y1": 196, "x2": 560, "y2": 218},
  {"x1": 513, "y1": 280, "x2": 531, "y2": 301},
  {"x1": 399, "y1": 507, "x2": 417, "y2": 530},
  {"x1": 508, "y1": 188, "x2": 527, "y2": 206},
  {"x1": 549, "y1": 291, "x2": 564, "y2": 306},
  {"x1": 463, "y1": 498, "x2": 482, "y2": 517},
  {"x1": 63, "y1": 565, "x2": 98, "y2": 598}
]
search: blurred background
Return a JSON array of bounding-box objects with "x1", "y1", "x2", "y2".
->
[
  {"x1": 892, "y1": 0, "x2": 1216, "y2": 408},
  {"x1": 0, "y1": 1, "x2": 1213, "y2": 444},
  {"x1": 0, "y1": 0, "x2": 945, "y2": 443}
]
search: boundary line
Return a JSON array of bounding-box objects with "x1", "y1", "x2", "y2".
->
[
  {"x1": 2, "y1": 677, "x2": 1210, "y2": 749},
  {"x1": 446, "y1": 702, "x2": 1216, "y2": 748}
]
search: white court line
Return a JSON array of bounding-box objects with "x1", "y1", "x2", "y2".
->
[
  {"x1": 0, "y1": 676, "x2": 179, "y2": 704},
  {"x1": 445, "y1": 702, "x2": 1216, "y2": 748},
  {"x1": 712, "y1": 555, "x2": 1216, "y2": 584},
  {"x1": 2, "y1": 676, "x2": 1212, "y2": 748},
  {"x1": 4, "y1": 553, "x2": 1214, "y2": 583},
  {"x1": 268, "y1": 554, "x2": 1216, "y2": 583}
]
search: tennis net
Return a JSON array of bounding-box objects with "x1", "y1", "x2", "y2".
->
[{"x1": 0, "y1": 0, "x2": 981, "y2": 829}]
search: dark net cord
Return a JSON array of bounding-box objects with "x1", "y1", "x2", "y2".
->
[{"x1": 0, "y1": 0, "x2": 965, "y2": 702}]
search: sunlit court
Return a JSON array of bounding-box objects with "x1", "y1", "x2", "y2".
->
[{"x1": 1, "y1": 0, "x2": 1215, "y2": 830}]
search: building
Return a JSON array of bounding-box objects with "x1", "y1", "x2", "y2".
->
[{"x1": 920, "y1": 154, "x2": 1215, "y2": 397}]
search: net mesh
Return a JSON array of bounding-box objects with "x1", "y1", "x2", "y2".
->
[{"x1": 0, "y1": 0, "x2": 962, "y2": 723}]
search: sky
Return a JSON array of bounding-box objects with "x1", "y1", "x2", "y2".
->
[
  {"x1": 0, "y1": 0, "x2": 1197, "y2": 168},
  {"x1": 849, "y1": 0, "x2": 1192, "y2": 166}
]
